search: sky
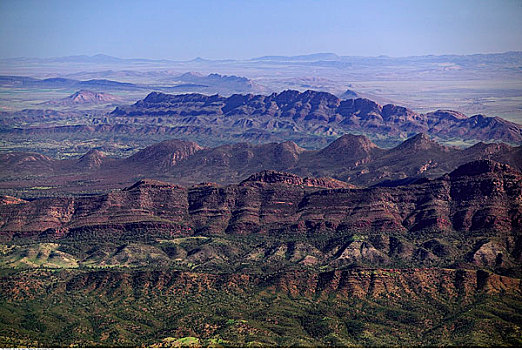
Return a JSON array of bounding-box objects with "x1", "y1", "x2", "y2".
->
[{"x1": 0, "y1": 0, "x2": 521, "y2": 60}]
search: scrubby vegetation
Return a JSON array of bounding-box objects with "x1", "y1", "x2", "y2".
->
[
  {"x1": 0, "y1": 227, "x2": 521, "y2": 347},
  {"x1": 0, "y1": 266, "x2": 520, "y2": 347}
]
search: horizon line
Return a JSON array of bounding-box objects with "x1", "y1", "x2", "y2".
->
[{"x1": 1, "y1": 50, "x2": 522, "y2": 62}]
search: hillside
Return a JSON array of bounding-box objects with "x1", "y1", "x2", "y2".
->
[
  {"x1": 0, "y1": 267, "x2": 520, "y2": 347},
  {"x1": 0, "y1": 133, "x2": 520, "y2": 198}
]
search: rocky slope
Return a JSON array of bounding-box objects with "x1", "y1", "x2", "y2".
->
[
  {"x1": 0, "y1": 266, "x2": 520, "y2": 347},
  {"x1": 111, "y1": 90, "x2": 522, "y2": 143}
]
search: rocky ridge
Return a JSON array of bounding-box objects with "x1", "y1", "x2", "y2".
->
[
  {"x1": 1, "y1": 160, "x2": 520, "y2": 242},
  {"x1": 111, "y1": 90, "x2": 522, "y2": 143}
]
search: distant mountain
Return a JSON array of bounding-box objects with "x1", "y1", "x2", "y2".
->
[
  {"x1": 253, "y1": 53, "x2": 341, "y2": 62},
  {"x1": 169, "y1": 72, "x2": 267, "y2": 94},
  {"x1": 249, "y1": 51, "x2": 522, "y2": 67},
  {"x1": 111, "y1": 90, "x2": 522, "y2": 143},
  {"x1": 3, "y1": 51, "x2": 521, "y2": 65},
  {"x1": 0, "y1": 72, "x2": 268, "y2": 96},
  {"x1": 1, "y1": 133, "x2": 520, "y2": 197},
  {"x1": 0, "y1": 54, "x2": 172, "y2": 65},
  {"x1": 43, "y1": 90, "x2": 122, "y2": 106},
  {"x1": 0, "y1": 75, "x2": 144, "y2": 91}
]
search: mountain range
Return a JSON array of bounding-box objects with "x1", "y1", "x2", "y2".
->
[
  {"x1": 0, "y1": 72, "x2": 266, "y2": 95},
  {"x1": 0, "y1": 160, "x2": 522, "y2": 277},
  {"x1": 1, "y1": 53, "x2": 522, "y2": 347},
  {"x1": 3, "y1": 51, "x2": 521, "y2": 67},
  {"x1": 1, "y1": 145, "x2": 521, "y2": 347},
  {"x1": 0, "y1": 133, "x2": 520, "y2": 198},
  {"x1": 110, "y1": 90, "x2": 522, "y2": 143},
  {"x1": 5, "y1": 89, "x2": 519, "y2": 160},
  {"x1": 0, "y1": 75, "x2": 145, "y2": 91},
  {"x1": 1, "y1": 139, "x2": 521, "y2": 347}
]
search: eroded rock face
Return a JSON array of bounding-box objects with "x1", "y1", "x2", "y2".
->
[{"x1": 0, "y1": 160, "x2": 520, "y2": 239}]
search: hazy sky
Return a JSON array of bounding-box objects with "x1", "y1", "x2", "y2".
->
[{"x1": 1, "y1": 0, "x2": 521, "y2": 59}]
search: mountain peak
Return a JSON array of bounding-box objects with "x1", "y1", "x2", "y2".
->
[
  {"x1": 141, "y1": 91, "x2": 174, "y2": 103},
  {"x1": 128, "y1": 139, "x2": 204, "y2": 169},
  {"x1": 329, "y1": 134, "x2": 376, "y2": 151},
  {"x1": 317, "y1": 134, "x2": 379, "y2": 167},
  {"x1": 395, "y1": 133, "x2": 444, "y2": 151},
  {"x1": 320, "y1": 134, "x2": 377, "y2": 157},
  {"x1": 429, "y1": 109, "x2": 468, "y2": 120},
  {"x1": 78, "y1": 149, "x2": 106, "y2": 169}
]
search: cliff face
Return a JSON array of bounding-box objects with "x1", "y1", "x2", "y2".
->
[
  {"x1": 1, "y1": 160, "x2": 520, "y2": 237},
  {"x1": 0, "y1": 160, "x2": 520, "y2": 279},
  {"x1": 0, "y1": 179, "x2": 191, "y2": 236}
]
